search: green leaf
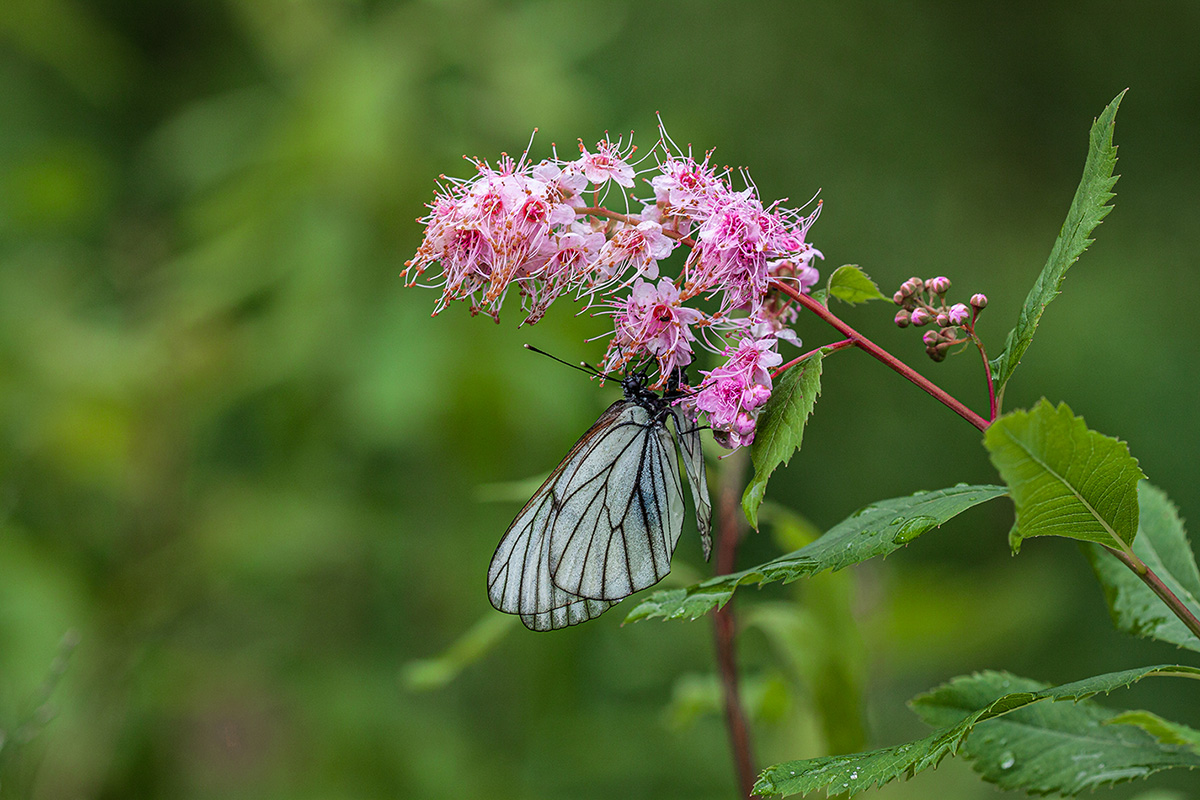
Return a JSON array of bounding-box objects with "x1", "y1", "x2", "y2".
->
[
  {"x1": 1085, "y1": 481, "x2": 1200, "y2": 652},
  {"x1": 985, "y1": 399, "x2": 1143, "y2": 554},
  {"x1": 914, "y1": 670, "x2": 1200, "y2": 795},
  {"x1": 755, "y1": 664, "x2": 1200, "y2": 797},
  {"x1": 989, "y1": 91, "x2": 1124, "y2": 399},
  {"x1": 626, "y1": 484, "x2": 1007, "y2": 623},
  {"x1": 745, "y1": 598, "x2": 868, "y2": 756},
  {"x1": 742, "y1": 353, "x2": 823, "y2": 528},
  {"x1": 1109, "y1": 710, "x2": 1200, "y2": 752},
  {"x1": 827, "y1": 265, "x2": 886, "y2": 306},
  {"x1": 400, "y1": 613, "x2": 516, "y2": 690}
]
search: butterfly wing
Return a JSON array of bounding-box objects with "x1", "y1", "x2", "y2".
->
[
  {"x1": 487, "y1": 402, "x2": 630, "y2": 631},
  {"x1": 671, "y1": 408, "x2": 713, "y2": 560},
  {"x1": 487, "y1": 488, "x2": 615, "y2": 630},
  {"x1": 547, "y1": 403, "x2": 685, "y2": 601}
]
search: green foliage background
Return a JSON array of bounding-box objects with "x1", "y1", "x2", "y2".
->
[{"x1": 1, "y1": 1, "x2": 1198, "y2": 797}]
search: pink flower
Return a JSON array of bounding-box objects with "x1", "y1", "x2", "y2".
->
[
  {"x1": 603, "y1": 278, "x2": 705, "y2": 381},
  {"x1": 522, "y1": 229, "x2": 606, "y2": 324},
  {"x1": 651, "y1": 152, "x2": 726, "y2": 219},
  {"x1": 948, "y1": 303, "x2": 970, "y2": 326},
  {"x1": 592, "y1": 220, "x2": 676, "y2": 283},
  {"x1": 577, "y1": 137, "x2": 636, "y2": 188},
  {"x1": 532, "y1": 162, "x2": 589, "y2": 210}
]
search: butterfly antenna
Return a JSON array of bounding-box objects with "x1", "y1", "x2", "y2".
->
[{"x1": 523, "y1": 344, "x2": 619, "y2": 382}]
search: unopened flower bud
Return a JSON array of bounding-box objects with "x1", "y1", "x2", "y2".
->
[
  {"x1": 911, "y1": 307, "x2": 932, "y2": 326},
  {"x1": 893, "y1": 290, "x2": 907, "y2": 305},
  {"x1": 922, "y1": 329, "x2": 939, "y2": 346},
  {"x1": 948, "y1": 303, "x2": 970, "y2": 325},
  {"x1": 894, "y1": 309, "x2": 911, "y2": 327},
  {"x1": 936, "y1": 313, "x2": 950, "y2": 328},
  {"x1": 970, "y1": 293, "x2": 988, "y2": 310},
  {"x1": 928, "y1": 276, "x2": 951, "y2": 294},
  {"x1": 907, "y1": 277, "x2": 925, "y2": 293},
  {"x1": 744, "y1": 383, "x2": 772, "y2": 409},
  {"x1": 733, "y1": 412, "x2": 757, "y2": 437}
]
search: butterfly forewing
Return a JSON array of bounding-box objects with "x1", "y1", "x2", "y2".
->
[{"x1": 547, "y1": 403, "x2": 685, "y2": 600}]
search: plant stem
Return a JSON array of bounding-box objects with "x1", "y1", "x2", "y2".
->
[
  {"x1": 971, "y1": 332, "x2": 998, "y2": 421},
  {"x1": 771, "y1": 338, "x2": 853, "y2": 378},
  {"x1": 1104, "y1": 546, "x2": 1200, "y2": 643},
  {"x1": 771, "y1": 280, "x2": 990, "y2": 432},
  {"x1": 714, "y1": 450, "x2": 756, "y2": 799}
]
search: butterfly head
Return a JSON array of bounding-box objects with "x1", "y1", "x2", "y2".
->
[{"x1": 620, "y1": 370, "x2": 659, "y2": 408}]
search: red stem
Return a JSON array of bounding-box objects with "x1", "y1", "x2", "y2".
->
[
  {"x1": 771, "y1": 280, "x2": 990, "y2": 432},
  {"x1": 714, "y1": 452, "x2": 756, "y2": 799},
  {"x1": 1104, "y1": 546, "x2": 1200, "y2": 643},
  {"x1": 971, "y1": 331, "x2": 998, "y2": 421},
  {"x1": 772, "y1": 338, "x2": 853, "y2": 378}
]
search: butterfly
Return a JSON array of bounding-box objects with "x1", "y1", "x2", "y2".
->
[{"x1": 487, "y1": 367, "x2": 712, "y2": 631}]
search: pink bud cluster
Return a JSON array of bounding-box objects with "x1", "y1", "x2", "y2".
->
[
  {"x1": 892, "y1": 276, "x2": 987, "y2": 362},
  {"x1": 404, "y1": 127, "x2": 823, "y2": 449}
]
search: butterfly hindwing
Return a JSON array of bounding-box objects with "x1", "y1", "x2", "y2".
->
[
  {"x1": 487, "y1": 402, "x2": 632, "y2": 630},
  {"x1": 671, "y1": 408, "x2": 713, "y2": 560},
  {"x1": 547, "y1": 402, "x2": 685, "y2": 601},
  {"x1": 488, "y1": 375, "x2": 712, "y2": 631}
]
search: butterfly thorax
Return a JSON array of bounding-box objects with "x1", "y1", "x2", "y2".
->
[
  {"x1": 620, "y1": 369, "x2": 688, "y2": 424},
  {"x1": 619, "y1": 373, "x2": 662, "y2": 413}
]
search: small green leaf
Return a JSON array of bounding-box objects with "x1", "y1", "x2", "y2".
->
[
  {"x1": 990, "y1": 91, "x2": 1124, "y2": 400},
  {"x1": 827, "y1": 265, "x2": 887, "y2": 305},
  {"x1": 742, "y1": 354, "x2": 823, "y2": 528},
  {"x1": 745, "y1": 596, "x2": 868, "y2": 755},
  {"x1": 401, "y1": 613, "x2": 516, "y2": 690},
  {"x1": 1085, "y1": 481, "x2": 1200, "y2": 652},
  {"x1": 985, "y1": 399, "x2": 1143, "y2": 554},
  {"x1": 1109, "y1": 710, "x2": 1200, "y2": 752},
  {"x1": 755, "y1": 664, "x2": 1200, "y2": 797},
  {"x1": 627, "y1": 484, "x2": 1007, "y2": 624}
]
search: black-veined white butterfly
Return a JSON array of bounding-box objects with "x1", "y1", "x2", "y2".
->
[{"x1": 487, "y1": 366, "x2": 712, "y2": 631}]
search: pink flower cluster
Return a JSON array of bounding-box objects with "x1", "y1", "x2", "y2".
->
[
  {"x1": 404, "y1": 127, "x2": 823, "y2": 448},
  {"x1": 695, "y1": 328, "x2": 785, "y2": 449}
]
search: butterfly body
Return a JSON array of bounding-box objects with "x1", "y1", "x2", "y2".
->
[{"x1": 488, "y1": 371, "x2": 712, "y2": 631}]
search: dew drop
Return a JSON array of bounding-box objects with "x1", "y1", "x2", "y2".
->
[{"x1": 999, "y1": 752, "x2": 1016, "y2": 770}]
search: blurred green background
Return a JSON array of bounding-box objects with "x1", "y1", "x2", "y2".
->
[{"x1": 2, "y1": 1, "x2": 1199, "y2": 797}]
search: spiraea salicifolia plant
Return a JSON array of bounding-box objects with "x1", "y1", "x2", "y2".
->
[{"x1": 404, "y1": 93, "x2": 1200, "y2": 798}]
